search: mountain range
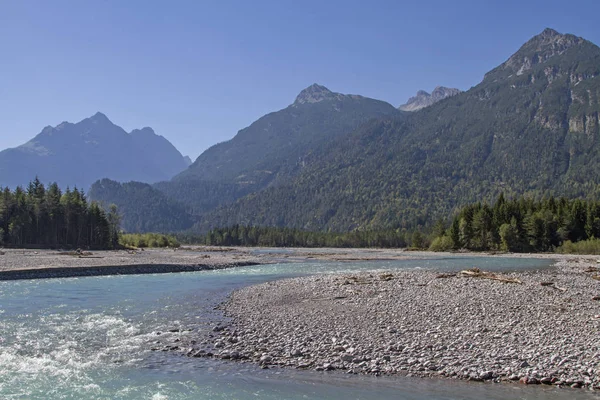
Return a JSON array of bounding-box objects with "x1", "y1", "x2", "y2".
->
[
  {"x1": 16, "y1": 28, "x2": 600, "y2": 234},
  {"x1": 0, "y1": 112, "x2": 189, "y2": 190},
  {"x1": 196, "y1": 28, "x2": 599, "y2": 232}
]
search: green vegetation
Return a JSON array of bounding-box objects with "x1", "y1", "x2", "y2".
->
[
  {"x1": 90, "y1": 32, "x2": 600, "y2": 237},
  {"x1": 191, "y1": 33, "x2": 600, "y2": 233},
  {"x1": 431, "y1": 194, "x2": 600, "y2": 253},
  {"x1": 0, "y1": 178, "x2": 120, "y2": 248},
  {"x1": 120, "y1": 233, "x2": 180, "y2": 248},
  {"x1": 187, "y1": 225, "x2": 409, "y2": 248},
  {"x1": 557, "y1": 239, "x2": 600, "y2": 254},
  {"x1": 90, "y1": 88, "x2": 401, "y2": 232},
  {"x1": 89, "y1": 179, "x2": 194, "y2": 233}
]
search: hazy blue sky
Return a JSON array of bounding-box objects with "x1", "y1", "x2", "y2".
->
[{"x1": 1, "y1": 0, "x2": 599, "y2": 160}]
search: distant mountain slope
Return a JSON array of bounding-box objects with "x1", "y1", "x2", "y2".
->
[
  {"x1": 89, "y1": 179, "x2": 194, "y2": 233},
  {"x1": 151, "y1": 84, "x2": 401, "y2": 212},
  {"x1": 398, "y1": 86, "x2": 461, "y2": 111},
  {"x1": 194, "y1": 28, "x2": 600, "y2": 232},
  {"x1": 176, "y1": 84, "x2": 400, "y2": 185},
  {"x1": 0, "y1": 113, "x2": 188, "y2": 189}
]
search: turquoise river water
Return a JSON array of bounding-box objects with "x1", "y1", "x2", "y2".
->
[{"x1": 1, "y1": 253, "x2": 599, "y2": 399}]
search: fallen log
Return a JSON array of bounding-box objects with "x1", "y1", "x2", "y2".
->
[
  {"x1": 540, "y1": 282, "x2": 567, "y2": 292},
  {"x1": 459, "y1": 268, "x2": 522, "y2": 284}
]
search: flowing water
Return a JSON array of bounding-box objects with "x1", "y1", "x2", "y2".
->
[{"x1": 0, "y1": 254, "x2": 598, "y2": 399}]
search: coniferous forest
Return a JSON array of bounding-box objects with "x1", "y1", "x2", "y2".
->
[
  {"x1": 431, "y1": 194, "x2": 600, "y2": 253},
  {"x1": 0, "y1": 178, "x2": 120, "y2": 249},
  {"x1": 189, "y1": 225, "x2": 409, "y2": 248}
]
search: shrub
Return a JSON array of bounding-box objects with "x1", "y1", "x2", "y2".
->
[{"x1": 429, "y1": 235, "x2": 454, "y2": 252}]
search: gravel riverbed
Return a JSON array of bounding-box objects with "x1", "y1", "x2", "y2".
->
[
  {"x1": 198, "y1": 257, "x2": 600, "y2": 390},
  {"x1": 0, "y1": 247, "x2": 262, "y2": 280}
]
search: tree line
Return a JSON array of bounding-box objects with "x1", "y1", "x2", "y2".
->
[
  {"x1": 430, "y1": 194, "x2": 600, "y2": 252},
  {"x1": 0, "y1": 178, "x2": 120, "y2": 248},
  {"x1": 183, "y1": 225, "x2": 409, "y2": 248}
]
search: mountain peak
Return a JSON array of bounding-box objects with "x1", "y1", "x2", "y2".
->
[
  {"x1": 399, "y1": 86, "x2": 461, "y2": 112},
  {"x1": 130, "y1": 127, "x2": 156, "y2": 136},
  {"x1": 90, "y1": 112, "x2": 111, "y2": 122},
  {"x1": 538, "y1": 27, "x2": 560, "y2": 39},
  {"x1": 485, "y1": 28, "x2": 586, "y2": 80},
  {"x1": 294, "y1": 84, "x2": 335, "y2": 104}
]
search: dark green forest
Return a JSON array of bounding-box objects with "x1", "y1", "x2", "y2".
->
[
  {"x1": 89, "y1": 179, "x2": 194, "y2": 233},
  {"x1": 0, "y1": 178, "x2": 120, "y2": 248},
  {"x1": 189, "y1": 31, "x2": 600, "y2": 233},
  {"x1": 87, "y1": 30, "x2": 600, "y2": 239},
  {"x1": 186, "y1": 225, "x2": 409, "y2": 248},
  {"x1": 431, "y1": 194, "x2": 600, "y2": 252}
]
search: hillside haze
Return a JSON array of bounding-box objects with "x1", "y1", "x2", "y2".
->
[{"x1": 0, "y1": 113, "x2": 189, "y2": 189}]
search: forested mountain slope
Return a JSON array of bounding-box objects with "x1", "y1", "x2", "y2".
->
[
  {"x1": 90, "y1": 86, "x2": 402, "y2": 227},
  {"x1": 89, "y1": 179, "x2": 194, "y2": 233},
  {"x1": 194, "y1": 29, "x2": 600, "y2": 232}
]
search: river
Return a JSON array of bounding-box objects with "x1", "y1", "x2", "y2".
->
[{"x1": 1, "y1": 253, "x2": 598, "y2": 399}]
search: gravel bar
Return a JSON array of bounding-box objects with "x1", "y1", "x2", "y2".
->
[
  {"x1": 0, "y1": 247, "x2": 263, "y2": 280},
  {"x1": 198, "y1": 257, "x2": 600, "y2": 390}
]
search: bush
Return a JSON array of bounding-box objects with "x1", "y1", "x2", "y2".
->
[
  {"x1": 429, "y1": 235, "x2": 454, "y2": 252},
  {"x1": 557, "y1": 238, "x2": 600, "y2": 254},
  {"x1": 120, "y1": 233, "x2": 180, "y2": 249}
]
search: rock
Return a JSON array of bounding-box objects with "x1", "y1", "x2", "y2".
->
[
  {"x1": 480, "y1": 371, "x2": 493, "y2": 380},
  {"x1": 291, "y1": 349, "x2": 303, "y2": 357},
  {"x1": 519, "y1": 361, "x2": 530, "y2": 368},
  {"x1": 259, "y1": 355, "x2": 272, "y2": 364}
]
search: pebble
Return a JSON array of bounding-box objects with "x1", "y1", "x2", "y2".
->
[{"x1": 187, "y1": 257, "x2": 600, "y2": 390}]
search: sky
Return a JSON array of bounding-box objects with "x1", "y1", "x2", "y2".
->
[{"x1": 1, "y1": 0, "x2": 599, "y2": 160}]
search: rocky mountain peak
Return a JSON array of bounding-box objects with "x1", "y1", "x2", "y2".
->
[
  {"x1": 89, "y1": 112, "x2": 112, "y2": 124},
  {"x1": 485, "y1": 28, "x2": 586, "y2": 80},
  {"x1": 399, "y1": 86, "x2": 461, "y2": 112},
  {"x1": 294, "y1": 84, "x2": 336, "y2": 105},
  {"x1": 130, "y1": 127, "x2": 156, "y2": 136}
]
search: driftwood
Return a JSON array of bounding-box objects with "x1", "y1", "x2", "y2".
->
[
  {"x1": 435, "y1": 273, "x2": 457, "y2": 279},
  {"x1": 584, "y1": 266, "x2": 600, "y2": 273},
  {"x1": 57, "y1": 250, "x2": 93, "y2": 257},
  {"x1": 540, "y1": 282, "x2": 567, "y2": 292},
  {"x1": 459, "y1": 267, "x2": 522, "y2": 284},
  {"x1": 379, "y1": 273, "x2": 394, "y2": 281},
  {"x1": 592, "y1": 275, "x2": 600, "y2": 281}
]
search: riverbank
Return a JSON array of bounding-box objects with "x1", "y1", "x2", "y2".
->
[
  {"x1": 0, "y1": 246, "x2": 546, "y2": 280},
  {"x1": 0, "y1": 247, "x2": 263, "y2": 280},
  {"x1": 204, "y1": 255, "x2": 600, "y2": 389}
]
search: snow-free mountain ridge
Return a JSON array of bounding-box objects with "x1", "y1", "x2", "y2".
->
[{"x1": 0, "y1": 113, "x2": 188, "y2": 189}]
